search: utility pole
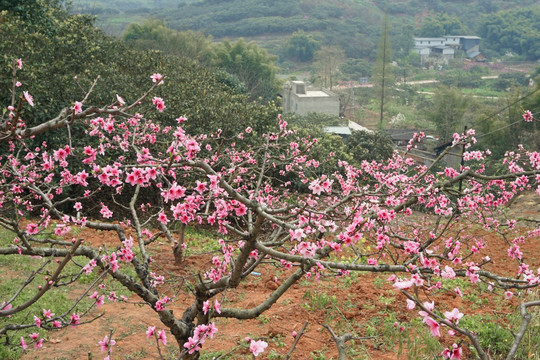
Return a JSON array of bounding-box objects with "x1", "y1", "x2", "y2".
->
[{"x1": 373, "y1": 12, "x2": 393, "y2": 130}]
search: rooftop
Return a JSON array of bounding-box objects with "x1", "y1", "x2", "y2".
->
[
  {"x1": 296, "y1": 90, "x2": 332, "y2": 97},
  {"x1": 414, "y1": 37, "x2": 446, "y2": 41},
  {"x1": 324, "y1": 126, "x2": 352, "y2": 136}
]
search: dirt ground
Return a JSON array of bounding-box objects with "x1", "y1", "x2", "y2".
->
[{"x1": 18, "y1": 192, "x2": 540, "y2": 360}]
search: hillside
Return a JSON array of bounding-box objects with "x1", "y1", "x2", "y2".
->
[{"x1": 71, "y1": 0, "x2": 540, "y2": 62}]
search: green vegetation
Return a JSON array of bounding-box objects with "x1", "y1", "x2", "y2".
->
[
  {"x1": 0, "y1": 227, "x2": 130, "y2": 360},
  {"x1": 72, "y1": 0, "x2": 540, "y2": 64},
  {"x1": 460, "y1": 310, "x2": 540, "y2": 359},
  {"x1": 313, "y1": 45, "x2": 345, "y2": 90},
  {"x1": 123, "y1": 19, "x2": 281, "y2": 101},
  {"x1": 0, "y1": 1, "x2": 280, "y2": 150},
  {"x1": 428, "y1": 86, "x2": 471, "y2": 143},
  {"x1": 214, "y1": 39, "x2": 281, "y2": 101},
  {"x1": 284, "y1": 30, "x2": 320, "y2": 63},
  {"x1": 123, "y1": 18, "x2": 216, "y2": 65},
  {"x1": 479, "y1": 7, "x2": 540, "y2": 61},
  {"x1": 417, "y1": 13, "x2": 467, "y2": 38}
]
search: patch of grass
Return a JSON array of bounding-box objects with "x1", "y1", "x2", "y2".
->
[
  {"x1": 271, "y1": 334, "x2": 286, "y2": 348},
  {"x1": 373, "y1": 276, "x2": 386, "y2": 289},
  {"x1": 122, "y1": 347, "x2": 148, "y2": 359},
  {"x1": 460, "y1": 87, "x2": 503, "y2": 98},
  {"x1": 377, "y1": 294, "x2": 395, "y2": 306},
  {"x1": 259, "y1": 314, "x2": 271, "y2": 325},
  {"x1": 0, "y1": 226, "x2": 136, "y2": 359},
  {"x1": 183, "y1": 225, "x2": 223, "y2": 254},
  {"x1": 401, "y1": 318, "x2": 444, "y2": 360},
  {"x1": 460, "y1": 314, "x2": 513, "y2": 358},
  {"x1": 338, "y1": 271, "x2": 359, "y2": 288},
  {"x1": 199, "y1": 350, "x2": 230, "y2": 360},
  {"x1": 280, "y1": 298, "x2": 292, "y2": 306},
  {"x1": 310, "y1": 347, "x2": 330, "y2": 360},
  {"x1": 267, "y1": 349, "x2": 283, "y2": 359}
]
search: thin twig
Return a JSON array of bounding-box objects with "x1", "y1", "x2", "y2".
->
[
  {"x1": 284, "y1": 321, "x2": 308, "y2": 360},
  {"x1": 154, "y1": 331, "x2": 165, "y2": 360}
]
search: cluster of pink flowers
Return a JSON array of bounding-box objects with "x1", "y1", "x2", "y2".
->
[
  {"x1": 183, "y1": 323, "x2": 218, "y2": 354},
  {"x1": 20, "y1": 333, "x2": 43, "y2": 350},
  {"x1": 152, "y1": 97, "x2": 166, "y2": 112},
  {"x1": 146, "y1": 326, "x2": 167, "y2": 345},
  {"x1": 155, "y1": 296, "x2": 172, "y2": 311},
  {"x1": 308, "y1": 176, "x2": 333, "y2": 195},
  {"x1": 100, "y1": 204, "x2": 113, "y2": 219},
  {"x1": 90, "y1": 291, "x2": 105, "y2": 308},
  {"x1": 82, "y1": 259, "x2": 97, "y2": 275},
  {"x1": 523, "y1": 110, "x2": 534, "y2": 122},
  {"x1": 202, "y1": 299, "x2": 222, "y2": 315},
  {"x1": 150, "y1": 73, "x2": 164, "y2": 84},
  {"x1": 442, "y1": 344, "x2": 463, "y2": 359}
]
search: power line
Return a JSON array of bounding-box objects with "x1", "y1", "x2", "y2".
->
[{"x1": 475, "y1": 87, "x2": 540, "y2": 139}]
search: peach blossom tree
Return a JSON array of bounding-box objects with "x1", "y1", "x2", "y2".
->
[{"x1": 1, "y1": 61, "x2": 540, "y2": 360}]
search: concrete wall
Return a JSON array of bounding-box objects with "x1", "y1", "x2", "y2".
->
[
  {"x1": 444, "y1": 37, "x2": 460, "y2": 46},
  {"x1": 290, "y1": 92, "x2": 340, "y2": 116},
  {"x1": 282, "y1": 82, "x2": 339, "y2": 116},
  {"x1": 414, "y1": 38, "x2": 445, "y2": 47}
]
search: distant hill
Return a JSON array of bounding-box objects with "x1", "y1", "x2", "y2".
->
[{"x1": 71, "y1": 0, "x2": 540, "y2": 61}]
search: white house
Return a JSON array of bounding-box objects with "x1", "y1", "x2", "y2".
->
[
  {"x1": 413, "y1": 35, "x2": 482, "y2": 64},
  {"x1": 281, "y1": 81, "x2": 340, "y2": 116}
]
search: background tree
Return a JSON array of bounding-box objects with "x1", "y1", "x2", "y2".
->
[
  {"x1": 313, "y1": 45, "x2": 345, "y2": 90},
  {"x1": 418, "y1": 16, "x2": 445, "y2": 37},
  {"x1": 372, "y1": 13, "x2": 394, "y2": 129},
  {"x1": 3, "y1": 77, "x2": 540, "y2": 359},
  {"x1": 339, "y1": 58, "x2": 371, "y2": 81},
  {"x1": 214, "y1": 38, "x2": 281, "y2": 101},
  {"x1": 123, "y1": 18, "x2": 216, "y2": 66},
  {"x1": 429, "y1": 86, "x2": 471, "y2": 143},
  {"x1": 344, "y1": 130, "x2": 395, "y2": 164},
  {"x1": 478, "y1": 7, "x2": 540, "y2": 60},
  {"x1": 391, "y1": 21, "x2": 415, "y2": 60},
  {"x1": 285, "y1": 30, "x2": 320, "y2": 62},
  {"x1": 438, "y1": 69, "x2": 483, "y2": 88},
  {"x1": 418, "y1": 13, "x2": 467, "y2": 37},
  {"x1": 0, "y1": 3, "x2": 279, "y2": 146}
]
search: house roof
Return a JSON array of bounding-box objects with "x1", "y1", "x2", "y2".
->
[
  {"x1": 467, "y1": 51, "x2": 482, "y2": 58},
  {"x1": 296, "y1": 90, "x2": 332, "y2": 98},
  {"x1": 414, "y1": 37, "x2": 445, "y2": 41},
  {"x1": 324, "y1": 126, "x2": 352, "y2": 136},
  {"x1": 348, "y1": 120, "x2": 373, "y2": 133},
  {"x1": 445, "y1": 35, "x2": 481, "y2": 39}
]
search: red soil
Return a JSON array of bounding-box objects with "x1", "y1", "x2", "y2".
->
[{"x1": 18, "y1": 193, "x2": 540, "y2": 360}]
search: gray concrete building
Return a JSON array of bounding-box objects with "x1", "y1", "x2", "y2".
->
[{"x1": 281, "y1": 81, "x2": 340, "y2": 116}]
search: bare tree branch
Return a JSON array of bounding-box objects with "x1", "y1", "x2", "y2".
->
[{"x1": 506, "y1": 300, "x2": 540, "y2": 360}]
